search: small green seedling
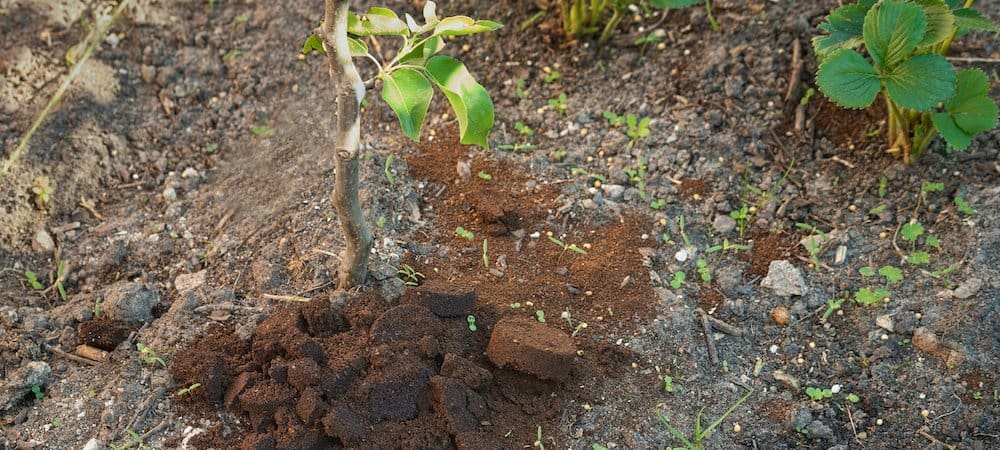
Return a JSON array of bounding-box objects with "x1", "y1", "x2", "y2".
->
[
  {"x1": 656, "y1": 388, "x2": 753, "y2": 450},
  {"x1": 31, "y1": 385, "x2": 44, "y2": 400},
  {"x1": 111, "y1": 429, "x2": 151, "y2": 450},
  {"x1": 514, "y1": 78, "x2": 527, "y2": 99},
  {"x1": 954, "y1": 196, "x2": 975, "y2": 215},
  {"x1": 222, "y1": 49, "x2": 245, "y2": 61},
  {"x1": 510, "y1": 302, "x2": 522, "y2": 309},
  {"x1": 846, "y1": 393, "x2": 861, "y2": 403},
  {"x1": 571, "y1": 322, "x2": 588, "y2": 337},
  {"x1": 383, "y1": 155, "x2": 395, "y2": 184},
  {"x1": 879, "y1": 265, "x2": 904, "y2": 284},
  {"x1": 136, "y1": 343, "x2": 165, "y2": 367},
  {"x1": 249, "y1": 124, "x2": 273, "y2": 137},
  {"x1": 25, "y1": 270, "x2": 43, "y2": 290},
  {"x1": 535, "y1": 310, "x2": 546, "y2": 323},
  {"x1": 31, "y1": 175, "x2": 54, "y2": 209},
  {"x1": 806, "y1": 387, "x2": 833, "y2": 401},
  {"x1": 558, "y1": 0, "x2": 702, "y2": 44},
  {"x1": 814, "y1": 0, "x2": 1000, "y2": 163},
  {"x1": 397, "y1": 264, "x2": 425, "y2": 286},
  {"x1": 514, "y1": 122, "x2": 534, "y2": 136},
  {"x1": 548, "y1": 93, "x2": 568, "y2": 114},
  {"x1": 695, "y1": 259, "x2": 712, "y2": 282},
  {"x1": 477, "y1": 171, "x2": 492, "y2": 180},
  {"x1": 706, "y1": 239, "x2": 749, "y2": 253},
  {"x1": 455, "y1": 227, "x2": 475, "y2": 240},
  {"x1": 821, "y1": 298, "x2": 845, "y2": 322},
  {"x1": 543, "y1": 70, "x2": 561, "y2": 83},
  {"x1": 796, "y1": 222, "x2": 829, "y2": 271},
  {"x1": 482, "y1": 239, "x2": 489, "y2": 269},
  {"x1": 650, "y1": 198, "x2": 667, "y2": 210},
  {"x1": 497, "y1": 142, "x2": 536, "y2": 152},
  {"x1": 868, "y1": 204, "x2": 887, "y2": 216},
  {"x1": 878, "y1": 176, "x2": 888, "y2": 198},
  {"x1": 176, "y1": 383, "x2": 202, "y2": 396},
  {"x1": 663, "y1": 375, "x2": 675, "y2": 393},
  {"x1": 55, "y1": 260, "x2": 67, "y2": 301},
  {"x1": 467, "y1": 315, "x2": 477, "y2": 331},
  {"x1": 855, "y1": 287, "x2": 891, "y2": 306},
  {"x1": 534, "y1": 425, "x2": 546, "y2": 450},
  {"x1": 670, "y1": 271, "x2": 686, "y2": 289},
  {"x1": 624, "y1": 114, "x2": 651, "y2": 147},
  {"x1": 547, "y1": 236, "x2": 589, "y2": 255}
]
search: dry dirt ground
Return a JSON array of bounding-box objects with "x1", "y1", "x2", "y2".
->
[{"x1": 1, "y1": 0, "x2": 998, "y2": 449}]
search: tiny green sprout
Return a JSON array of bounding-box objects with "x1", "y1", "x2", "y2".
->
[
  {"x1": 383, "y1": 155, "x2": 395, "y2": 184},
  {"x1": 31, "y1": 175, "x2": 54, "y2": 209},
  {"x1": 799, "y1": 87, "x2": 815, "y2": 106},
  {"x1": 972, "y1": 391, "x2": 983, "y2": 400},
  {"x1": 954, "y1": 196, "x2": 975, "y2": 216},
  {"x1": 547, "y1": 236, "x2": 588, "y2": 255},
  {"x1": 878, "y1": 177, "x2": 888, "y2": 198},
  {"x1": 455, "y1": 227, "x2": 475, "y2": 240},
  {"x1": 805, "y1": 387, "x2": 833, "y2": 401},
  {"x1": 624, "y1": 114, "x2": 651, "y2": 146},
  {"x1": 136, "y1": 343, "x2": 165, "y2": 367},
  {"x1": 663, "y1": 375, "x2": 675, "y2": 393},
  {"x1": 879, "y1": 265, "x2": 904, "y2": 284},
  {"x1": 24, "y1": 270, "x2": 43, "y2": 290},
  {"x1": 548, "y1": 93, "x2": 568, "y2": 114},
  {"x1": 901, "y1": 220, "x2": 924, "y2": 243},
  {"x1": 696, "y1": 259, "x2": 712, "y2": 282},
  {"x1": 535, "y1": 426, "x2": 545, "y2": 450},
  {"x1": 497, "y1": 143, "x2": 536, "y2": 152},
  {"x1": 859, "y1": 266, "x2": 876, "y2": 277},
  {"x1": 867, "y1": 204, "x2": 887, "y2": 216},
  {"x1": 571, "y1": 322, "x2": 588, "y2": 337},
  {"x1": 543, "y1": 70, "x2": 561, "y2": 83},
  {"x1": 670, "y1": 271, "x2": 686, "y2": 289},
  {"x1": 603, "y1": 111, "x2": 625, "y2": 127},
  {"x1": 677, "y1": 216, "x2": 691, "y2": 247},
  {"x1": 51, "y1": 417, "x2": 62, "y2": 427},
  {"x1": 855, "y1": 287, "x2": 891, "y2": 306},
  {"x1": 846, "y1": 393, "x2": 860, "y2": 403},
  {"x1": 176, "y1": 383, "x2": 202, "y2": 396},
  {"x1": 635, "y1": 31, "x2": 663, "y2": 46},
  {"x1": 93, "y1": 298, "x2": 102, "y2": 317},
  {"x1": 921, "y1": 181, "x2": 945, "y2": 199},
  {"x1": 221, "y1": 49, "x2": 245, "y2": 61},
  {"x1": 477, "y1": 171, "x2": 493, "y2": 180},
  {"x1": 706, "y1": 238, "x2": 750, "y2": 253},
  {"x1": 514, "y1": 78, "x2": 527, "y2": 99},
  {"x1": 204, "y1": 143, "x2": 219, "y2": 154},
  {"x1": 467, "y1": 315, "x2": 477, "y2": 331},
  {"x1": 249, "y1": 124, "x2": 273, "y2": 138},
  {"x1": 821, "y1": 298, "x2": 845, "y2": 322},
  {"x1": 31, "y1": 385, "x2": 44, "y2": 400},
  {"x1": 514, "y1": 122, "x2": 534, "y2": 137},
  {"x1": 375, "y1": 216, "x2": 387, "y2": 228},
  {"x1": 397, "y1": 264, "x2": 425, "y2": 286},
  {"x1": 925, "y1": 235, "x2": 940, "y2": 248},
  {"x1": 535, "y1": 310, "x2": 546, "y2": 323},
  {"x1": 510, "y1": 302, "x2": 522, "y2": 309},
  {"x1": 592, "y1": 445, "x2": 610, "y2": 450},
  {"x1": 650, "y1": 198, "x2": 666, "y2": 210},
  {"x1": 55, "y1": 260, "x2": 67, "y2": 301}
]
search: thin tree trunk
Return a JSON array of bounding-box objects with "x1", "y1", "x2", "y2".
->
[{"x1": 319, "y1": 0, "x2": 373, "y2": 288}]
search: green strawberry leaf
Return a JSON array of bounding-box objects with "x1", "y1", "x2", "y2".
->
[
  {"x1": 425, "y1": 55, "x2": 494, "y2": 147},
  {"x1": 816, "y1": 49, "x2": 881, "y2": 109},
  {"x1": 912, "y1": 0, "x2": 955, "y2": 48},
  {"x1": 433, "y1": 16, "x2": 502, "y2": 37},
  {"x1": 381, "y1": 68, "x2": 434, "y2": 142},
  {"x1": 348, "y1": 8, "x2": 409, "y2": 36},
  {"x1": 945, "y1": 69, "x2": 999, "y2": 133},
  {"x1": 884, "y1": 53, "x2": 955, "y2": 111},
  {"x1": 932, "y1": 112, "x2": 973, "y2": 149},
  {"x1": 953, "y1": 8, "x2": 1000, "y2": 33},
  {"x1": 813, "y1": 3, "x2": 869, "y2": 61},
  {"x1": 863, "y1": 0, "x2": 927, "y2": 69}
]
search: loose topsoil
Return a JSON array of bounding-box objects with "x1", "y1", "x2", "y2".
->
[{"x1": 2, "y1": 0, "x2": 999, "y2": 449}]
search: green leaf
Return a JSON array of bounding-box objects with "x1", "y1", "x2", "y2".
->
[
  {"x1": 348, "y1": 8, "x2": 409, "y2": 36},
  {"x1": 932, "y1": 112, "x2": 973, "y2": 149},
  {"x1": 649, "y1": 0, "x2": 702, "y2": 8},
  {"x1": 879, "y1": 265, "x2": 904, "y2": 283},
  {"x1": 953, "y1": 8, "x2": 1000, "y2": 33},
  {"x1": 901, "y1": 222, "x2": 924, "y2": 241},
  {"x1": 813, "y1": 3, "x2": 869, "y2": 60},
  {"x1": 381, "y1": 68, "x2": 433, "y2": 142},
  {"x1": 933, "y1": 69, "x2": 999, "y2": 150},
  {"x1": 433, "y1": 16, "x2": 502, "y2": 36},
  {"x1": 912, "y1": 0, "x2": 955, "y2": 47},
  {"x1": 301, "y1": 34, "x2": 324, "y2": 54},
  {"x1": 859, "y1": 266, "x2": 876, "y2": 277},
  {"x1": 347, "y1": 37, "x2": 369, "y2": 57},
  {"x1": 925, "y1": 235, "x2": 940, "y2": 247},
  {"x1": 425, "y1": 55, "x2": 494, "y2": 148},
  {"x1": 398, "y1": 36, "x2": 444, "y2": 66},
  {"x1": 954, "y1": 196, "x2": 975, "y2": 215},
  {"x1": 816, "y1": 49, "x2": 881, "y2": 109},
  {"x1": 855, "y1": 287, "x2": 891, "y2": 306},
  {"x1": 884, "y1": 54, "x2": 955, "y2": 111},
  {"x1": 863, "y1": 0, "x2": 927, "y2": 69},
  {"x1": 907, "y1": 251, "x2": 931, "y2": 265}
]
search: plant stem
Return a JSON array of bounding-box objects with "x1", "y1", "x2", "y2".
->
[
  {"x1": 598, "y1": 8, "x2": 624, "y2": 44},
  {"x1": 320, "y1": 0, "x2": 374, "y2": 288},
  {"x1": 705, "y1": 0, "x2": 719, "y2": 32}
]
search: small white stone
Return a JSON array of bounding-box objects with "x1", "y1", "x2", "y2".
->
[
  {"x1": 675, "y1": 249, "x2": 689, "y2": 262},
  {"x1": 831, "y1": 384, "x2": 842, "y2": 394},
  {"x1": 769, "y1": 344, "x2": 779, "y2": 354}
]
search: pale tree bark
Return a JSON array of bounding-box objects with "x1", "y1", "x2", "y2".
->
[{"x1": 318, "y1": 0, "x2": 373, "y2": 288}]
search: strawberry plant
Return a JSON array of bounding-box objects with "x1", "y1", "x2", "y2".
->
[
  {"x1": 814, "y1": 0, "x2": 999, "y2": 163},
  {"x1": 303, "y1": 1, "x2": 499, "y2": 287}
]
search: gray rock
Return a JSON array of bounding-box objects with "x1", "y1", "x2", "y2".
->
[
  {"x1": 712, "y1": 215, "x2": 737, "y2": 235},
  {"x1": 953, "y1": 278, "x2": 983, "y2": 299},
  {"x1": 33, "y1": 229, "x2": 55, "y2": 253},
  {"x1": 0, "y1": 361, "x2": 51, "y2": 411},
  {"x1": 102, "y1": 282, "x2": 161, "y2": 325},
  {"x1": 790, "y1": 406, "x2": 812, "y2": 430},
  {"x1": 760, "y1": 260, "x2": 808, "y2": 297},
  {"x1": 806, "y1": 420, "x2": 834, "y2": 440},
  {"x1": 601, "y1": 184, "x2": 626, "y2": 201}
]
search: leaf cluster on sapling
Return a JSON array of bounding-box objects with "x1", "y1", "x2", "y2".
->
[{"x1": 814, "y1": 0, "x2": 1000, "y2": 163}]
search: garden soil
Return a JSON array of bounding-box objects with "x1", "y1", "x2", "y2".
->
[{"x1": 1, "y1": 0, "x2": 999, "y2": 449}]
